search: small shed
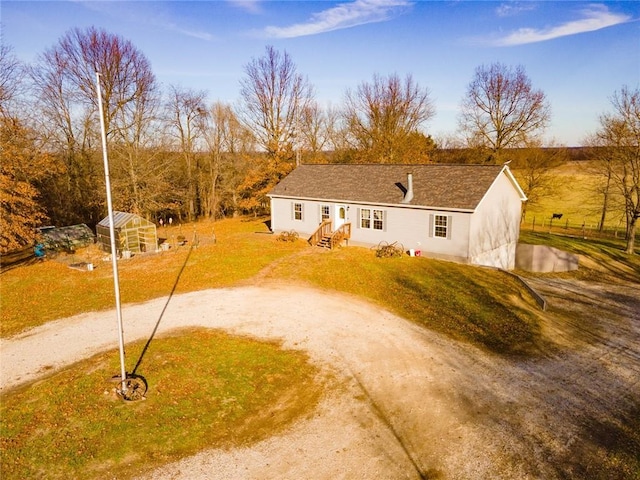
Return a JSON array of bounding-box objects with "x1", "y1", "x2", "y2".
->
[{"x1": 97, "y1": 212, "x2": 157, "y2": 255}]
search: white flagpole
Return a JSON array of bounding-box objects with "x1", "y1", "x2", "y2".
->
[{"x1": 95, "y1": 70, "x2": 127, "y2": 393}]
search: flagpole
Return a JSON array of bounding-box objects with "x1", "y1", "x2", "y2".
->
[{"x1": 96, "y1": 70, "x2": 127, "y2": 394}]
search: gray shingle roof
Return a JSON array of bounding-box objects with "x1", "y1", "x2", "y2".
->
[{"x1": 268, "y1": 164, "x2": 509, "y2": 210}]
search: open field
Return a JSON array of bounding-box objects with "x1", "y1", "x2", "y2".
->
[
  {"x1": 514, "y1": 161, "x2": 633, "y2": 237},
  {"x1": 2, "y1": 216, "x2": 639, "y2": 479}
]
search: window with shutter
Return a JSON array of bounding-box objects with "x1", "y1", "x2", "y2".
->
[{"x1": 434, "y1": 214, "x2": 448, "y2": 238}]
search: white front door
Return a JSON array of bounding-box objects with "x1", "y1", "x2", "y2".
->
[{"x1": 335, "y1": 205, "x2": 347, "y2": 229}]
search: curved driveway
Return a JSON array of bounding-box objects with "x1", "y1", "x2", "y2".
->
[{"x1": 2, "y1": 282, "x2": 639, "y2": 479}]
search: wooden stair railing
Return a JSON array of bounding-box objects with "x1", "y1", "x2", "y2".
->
[
  {"x1": 308, "y1": 220, "x2": 332, "y2": 246},
  {"x1": 309, "y1": 221, "x2": 352, "y2": 249},
  {"x1": 329, "y1": 223, "x2": 351, "y2": 249}
]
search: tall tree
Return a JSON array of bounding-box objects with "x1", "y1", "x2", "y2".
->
[
  {"x1": 583, "y1": 139, "x2": 620, "y2": 233},
  {"x1": 592, "y1": 86, "x2": 640, "y2": 254},
  {"x1": 165, "y1": 85, "x2": 207, "y2": 221},
  {"x1": 296, "y1": 101, "x2": 336, "y2": 163},
  {"x1": 458, "y1": 63, "x2": 550, "y2": 163},
  {"x1": 342, "y1": 73, "x2": 435, "y2": 163},
  {"x1": 238, "y1": 46, "x2": 314, "y2": 212},
  {"x1": 30, "y1": 27, "x2": 160, "y2": 221},
  {"x1": 0, "y1": 44, "x2": 25, "y2": 118},
  {"x1": 201, "y1": 102, "x2": 254, "y2": 218},
  {"x1": 239, "y1": 45, "x2": 313, "y2": 161}
]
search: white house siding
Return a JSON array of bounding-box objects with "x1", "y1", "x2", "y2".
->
[
  {"x1": 363, "y1": 206, "x2": 472, "y2": 261},
  {"x1": 270, "y1": 198, "x2": 326, "y2": 234},
  {"x1": 468, "y1": 173, "x2": 523, "y2": 269},
  {"x1": 271, "y1": 197, "x2": 474, "y2": 263}
]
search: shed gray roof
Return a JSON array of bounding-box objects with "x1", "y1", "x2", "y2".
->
[{"x1": 268, "y1": 164, "x2": 521, "y2": 210}]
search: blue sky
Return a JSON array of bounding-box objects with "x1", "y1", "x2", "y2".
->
[{"x1": 2, "y1": 1, "x2": 639, "y2": 146}]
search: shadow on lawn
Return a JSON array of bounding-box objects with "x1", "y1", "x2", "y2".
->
[{"x1": 130, "y1": 245, "x2": 193, "y2": 376}]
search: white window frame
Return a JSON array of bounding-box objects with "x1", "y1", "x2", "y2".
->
[
  {"x1": 293, "y1": 202, "x2": 303, "y2": 221},
  {"x1": 360, "y1": 208, "x2": 371, "y2": 229},
  {"x1": 321, "y1": 204, "x2": 330, "y2": 222},
  {"x1": 373, "y1": 209, "x2": 384, "y2": 230},
  {"x1": 360, "y1": 208, "x2": 385, "y2": 230},
  {"x1": 429, "y1": 213, "x2": 452, "y2": 239},
  {"x1": 434, "y1": 214, "x2": 448, "y2": 238}
]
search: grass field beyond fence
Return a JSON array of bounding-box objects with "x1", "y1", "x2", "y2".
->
[{"x1": 514, "y1": 162, "x2": 637, "y2": 241}]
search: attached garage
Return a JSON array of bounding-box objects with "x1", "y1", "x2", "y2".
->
[{"x1": 96, "y1": 212, "x2": 157, "y2": 255}]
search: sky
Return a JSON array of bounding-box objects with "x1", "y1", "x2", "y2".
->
[{"x1": 2, "y1": 0, "x2": 639, "y2": 147}]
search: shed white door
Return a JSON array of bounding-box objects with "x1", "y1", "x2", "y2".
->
[{"x1": 335, "y1": 205, "x2": 347, "y2": 229}]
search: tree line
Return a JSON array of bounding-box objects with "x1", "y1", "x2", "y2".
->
[{"x1": 1, "y1": 27, "x2": 638, "y2": 254}]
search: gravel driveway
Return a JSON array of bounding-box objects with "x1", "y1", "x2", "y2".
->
[{"x1": 2, "y1": 279, "x2": 638, "y2": 479}]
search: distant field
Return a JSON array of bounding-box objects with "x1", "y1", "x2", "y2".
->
[{"x1": 513, "y1": 161, "x2": 629, "y2": 236}]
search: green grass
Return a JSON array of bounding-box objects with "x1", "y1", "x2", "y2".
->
[
  {"x1": 0, "y1": 328, "x2": 321, "y2": 480},
  {"x1": 260, "y1": 248, "x2": 543, "y2": 355},
  {"x1": 0, "y1": 217, "x2": 305, "y2": 337},
  {"x1": 519, "y1": 230, "x2": 640, "y2": 282},
  {"x1": 2, "y1": 215, "x2": 639, "y2": 478}
]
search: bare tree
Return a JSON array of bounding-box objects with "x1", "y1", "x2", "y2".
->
[
  {"x1": 238, "y1": 46, "x2": 313, "y2": 213},
  {"x1": 343, "y1": 73, "x2": 435, "y2": 163},
  {"x1": 165, "y1": 85, "x2": 207, "y2": 221},
  {"x1": 201, "y1": 102, "x2": 255, "y2": 218},
  {"x1": 583, "y1": 137, "x2": 621, "y2": 232},
  {"x1": 458, "y1": 63, "x2": 550, "y2": 162},
  {"x1": 30, "y1": 27, "x2": 161, "y2": 221},
  {"x1": 0, "y1": 44, "x2": 26, "y2": 118},
  {"x1": 239, "y1": 45, "x2": 314, "y2": 162},
  {"x1": 296, "y1": 101, "x2": 337, "y2": 163},
  {"x1": 593, "y1": 86, "x2": 640, "y2": 254}
]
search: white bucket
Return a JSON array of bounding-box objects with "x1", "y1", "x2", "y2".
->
[
  {"x1": 87, "y1": 263, "x2": 94, "y2": 271},
  {"x1": 409, "y1": 249, "x2": 415, "y2": 257}
]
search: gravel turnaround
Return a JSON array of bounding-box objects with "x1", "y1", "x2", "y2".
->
[{"x1": 2, "y1": 281, "x2": 639, "y2": 479}]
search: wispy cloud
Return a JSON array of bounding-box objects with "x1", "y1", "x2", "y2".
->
[
  {"x1": 226, "y1": 0, "x2": 264, "y2": 15},
  {"x1": 262, "y1": 0, "x2": 413, "y2": 39},
  {"x1": 490, "y1": 4, "x2": 631, "y2": 46},
  {"x1": 495, "y1": 2, "x2": 537, "y2": 18}
]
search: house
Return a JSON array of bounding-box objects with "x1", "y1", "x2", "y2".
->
[{"x1": 267, "y1": 164, "x2": 527, "y2": 270}]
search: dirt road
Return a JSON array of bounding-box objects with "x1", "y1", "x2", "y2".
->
[{"x1": 2, "y1": 279, "x2": 639, "y2": 479}]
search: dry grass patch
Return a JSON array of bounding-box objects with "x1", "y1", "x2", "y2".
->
[
  {"x1": 1, "y1": 217, "x2": 306, "y2": 337},
  {"x1": 260, "y1": 247, "x2": 544, "y2": 355},
  {"x1": 0, "y1": 328, "x2": 322, "y2": 480}
]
